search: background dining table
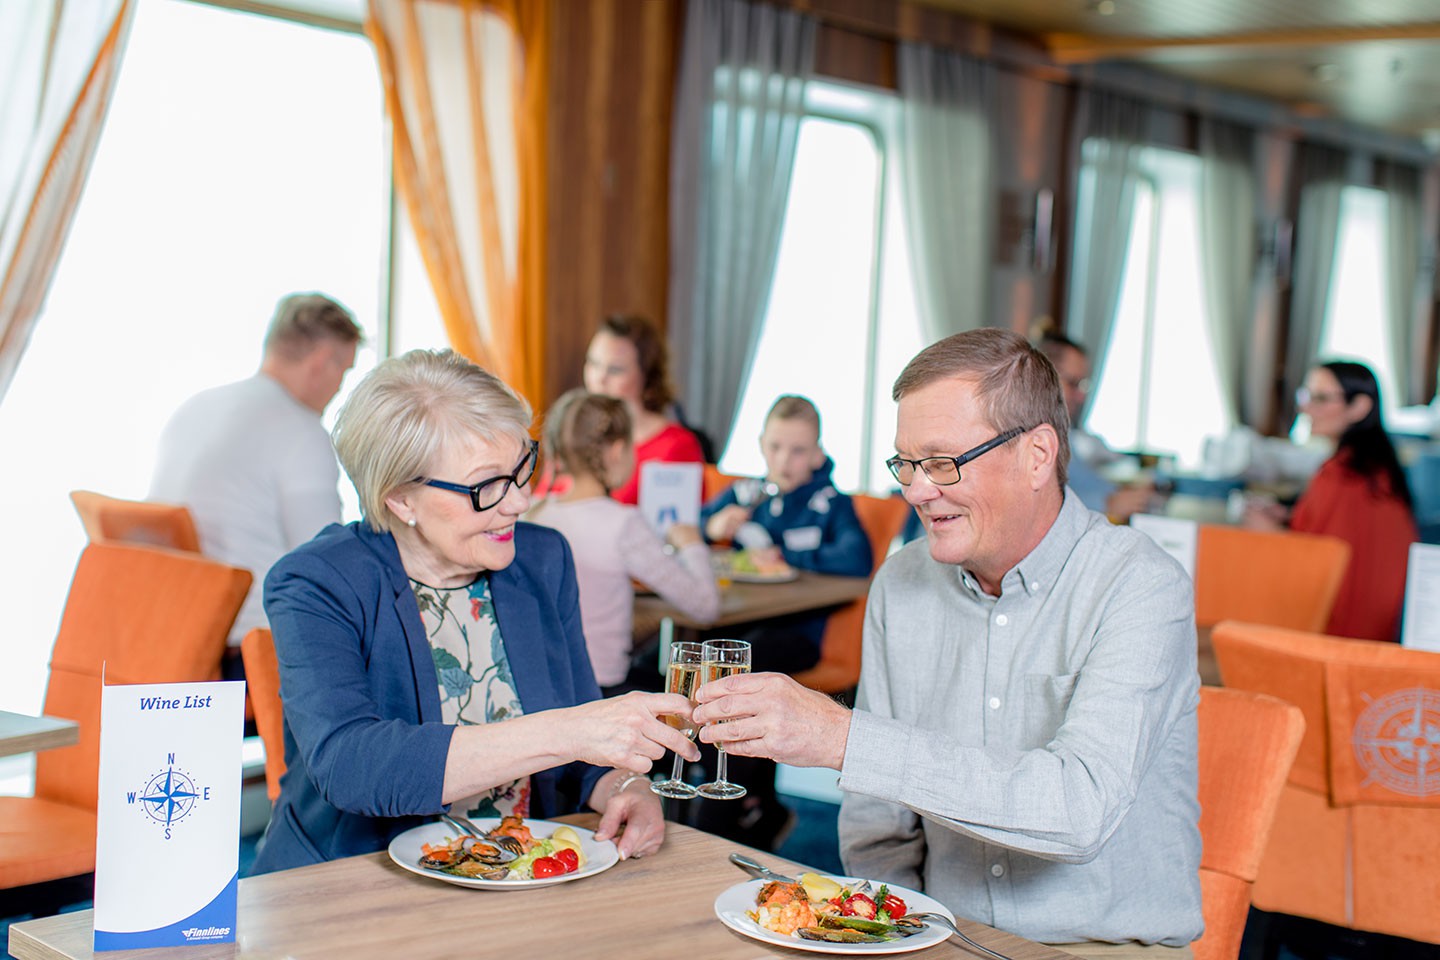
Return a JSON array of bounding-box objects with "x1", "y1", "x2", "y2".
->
[
  {"x1": 634, "y1": 570, "x2": 871, "y2": 633},
  {"x1": 10, "y1": 815, "x2": 1078, "y2": 960},
  {"x1": 0, "y1": 710, "x2": 78, "y2": 759}
]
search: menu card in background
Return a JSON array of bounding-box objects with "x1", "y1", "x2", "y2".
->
[
  {"x1": 638, "y1": 461, "x2": 702, "y2": 536},
  {"x1": 1129, "y1": 514, "x2": 1199, "y2": 580},
  {"x1": 93, "y1": 679, "x2": 244, "y2": 951},
  {"x1": 1401, "y1": 543, "x2": 1440, "y2": 652}
]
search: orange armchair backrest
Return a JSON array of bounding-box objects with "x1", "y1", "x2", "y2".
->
[
  {"x1": 1193, "y1": 686, "x2": 1304, "y2": 960},
  {"x1": 1210, "y1": 620, "x2": 1440, "y2": 943},
  {"x1": 69, "y1": 489, "x2": 202, "y2": 553},
  {"x1": 241, "y1": 627, "x2": 286, "y2": 802},
  {"x1": 793, "y1": 494, "x2": 909, "y2": 695},
  {"x1": 35, "y1": 543, "x2": 251, "y2": 812},
  {"x1": 701, "y1": 464, "x2": 743, "y2": 503},
  {"x1": 1194, "y1": 525, "x2": 1349, "y2": 632}
]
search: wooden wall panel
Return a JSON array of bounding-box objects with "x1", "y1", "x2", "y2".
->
[{"x1": 544, "y1": 0, "x2": 681, "y2": 409}]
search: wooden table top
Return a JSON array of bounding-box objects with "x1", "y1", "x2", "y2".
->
[
  {"x1": 635, "y1": 570, "x2": 871, "y2": 631},
  {"x1": 0, "y1": 710, "x2": 78, "y2": 759},
  {"x1": 10, "y1": 816, "x2": 1076, "y2": 960}
]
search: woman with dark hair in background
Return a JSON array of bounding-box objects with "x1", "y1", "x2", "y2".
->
[
  {"x1": 582, "y1": 315, "x2": 705, "y2": 505},
  {"x1": 1247, "y1": 360, "x2": 1418, "y2": 642}
]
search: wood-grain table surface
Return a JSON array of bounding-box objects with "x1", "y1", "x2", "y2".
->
[
  {"x1": 0, "y1": 710, "x2": 78, "y2": 759},
  {"x1": 10, "y1": 816, "x2": 1077, "y2": 960},
  {"x1": 635, "y1": 570, "x2": 871, "y2": 631}
]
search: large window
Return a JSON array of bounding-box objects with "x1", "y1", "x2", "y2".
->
[
  {"x1": 1079, "y1": 144, "x2": 1233, "y2": 468},
  {"x1": 0, "y1": 0, "x2": 443, "y2": 718},
  {"x1": 1318, "y1": 186, "x2": 1398, "y2": 417},
  {"x1": 719, "y1": 83, "x2": 925, "y2": 493}
]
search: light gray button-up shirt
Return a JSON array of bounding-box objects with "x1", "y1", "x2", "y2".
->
[{"x1": 838, "y1": 490, "x2": 1203, "y2": 946}]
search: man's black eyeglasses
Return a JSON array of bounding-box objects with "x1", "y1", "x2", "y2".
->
[
  {"x1": 885, "y1": 426, "x2": 1029, "y2": 486},
  {"x1": 414, "y1": 439, "x2": 538, "y2": 512}
]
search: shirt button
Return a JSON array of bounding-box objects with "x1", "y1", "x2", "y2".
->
[
  {"x1": 990, "y1": 863, "x2": 1005, "y2": 877},
  {"x1": 995, "y1": 614, "x2": 1009, "y2": 626},
  {"x1": 1030, "y1": 582, "x2": 1041, "y2": 591},
  {"x1": 989, "y1": 697, "x2": 1001, "y2": 710}
]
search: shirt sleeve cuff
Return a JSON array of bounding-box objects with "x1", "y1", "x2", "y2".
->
[{"x1": 839, "y1": 709, "x2": 919, "y2": 799}]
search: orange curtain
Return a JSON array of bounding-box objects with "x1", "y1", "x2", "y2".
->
[
  {"x1": 366, "y1": 0, "x2": 550, "y2": 407},
  {"x1": 0, "y1": 0, "x2": 135, "y2": 404}
]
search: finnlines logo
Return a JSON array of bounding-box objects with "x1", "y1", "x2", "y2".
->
[{"x1": 181, "y1": 926, "x2": 231, "y2": 941}]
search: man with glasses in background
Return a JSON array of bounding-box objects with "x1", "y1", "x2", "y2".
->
[
  {"x1": 694, "y1": 328, "x2": 1202, "y2": 957},
  {"x1": 150, "y1": 293, "x2": 362, "y2": 681}
]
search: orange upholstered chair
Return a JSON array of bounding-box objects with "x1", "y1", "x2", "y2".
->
[
  {"x1": 69, "y1": 490, "x2": 202, "y2": 553},
  {"x1": 0, "y1": 544, "x2": 250, "y2": 891},
  {"x1": 701, "y1": 464, "x2": 743, "y2": 503},
  {"x1": 1212, "y1": 621, "x2": 1440, "y2": 945},
  {"x1": 792, "y1": 494, "x2": 910, "y2": 695},
  {"x1": 1193, "y1": 686, "x2": 1304, "y2": 960},
  {"x1": 240, "y1": 628, "x2": 286, "y2": 802},
  {"x1": 1194, "y1": 525, "x2": 1349, "y2": 632}
]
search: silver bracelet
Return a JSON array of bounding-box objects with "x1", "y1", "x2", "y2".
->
[{"x1": 612, "y1": 772, "x2": 649, "y2": 797}]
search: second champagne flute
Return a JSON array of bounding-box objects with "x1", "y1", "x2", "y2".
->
[
  {"x1": 696, "y1": 638, "x2": 752, "y2": 800},
  {"x1": 650, "y1": 641, "x2": 704, "y2": 799}
]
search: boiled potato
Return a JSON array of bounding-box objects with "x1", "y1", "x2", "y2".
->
[{"x1": 800, "y1": 871, "x2": 842, "y2": 902}]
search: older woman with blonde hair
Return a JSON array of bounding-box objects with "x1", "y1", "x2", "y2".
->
[{"x1": 250, "y1": 349, "x2": 696, "y2": 875}]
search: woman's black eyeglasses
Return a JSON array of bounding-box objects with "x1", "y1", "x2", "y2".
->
[
  {"x1": 885, "y1": 426, "x2": 1029, "y2": 486},
  {"x1": 414, "y1": 439, "x2": 538, "y2": 512}
]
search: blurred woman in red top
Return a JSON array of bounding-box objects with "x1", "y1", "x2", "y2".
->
[
  {"x1": 1250, "y1": 361, "x2": 1418, "y2": 641},
  {"x1": 582, "y1": 315, "x2": 704, "y2": 505}
]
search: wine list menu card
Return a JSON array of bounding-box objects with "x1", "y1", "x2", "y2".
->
[
  {"x1": 1401, "y1": 543, "x2": 1440, "y2": 652},
  {"x1": 93, "y1": 679, "x2": 244, "y2": 951}
]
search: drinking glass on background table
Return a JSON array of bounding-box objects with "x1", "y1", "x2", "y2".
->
[
  {"x1": 651, "y1": 641, "x2": 704, "y2": 799},
  {"x1": 696, "y1": 639, "x2": 752, "y2": 800}
]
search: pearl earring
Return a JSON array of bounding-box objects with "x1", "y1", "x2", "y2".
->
[{"x1": 407, "y1": 517, "x2": 417, "y2": 528}]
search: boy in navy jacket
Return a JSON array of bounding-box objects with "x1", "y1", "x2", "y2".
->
[{"x1": 696, "y1": 396, "x2": 872, "y2": 849}]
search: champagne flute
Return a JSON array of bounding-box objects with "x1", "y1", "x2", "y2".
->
[
  {"x1": 651, "y1": 641, "x2": 704, "y2": 799},
  {"x1": 696, "y1": 639, "x2": 752, "y2": 800}
]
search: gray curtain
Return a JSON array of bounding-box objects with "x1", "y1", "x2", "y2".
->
[
  {"x1": 1382, "y1": 162, "x2": 1425, "y2": 406},
  {"x1": 667, "y1": 0, "x2": 814, "y2": 448},
  {"x1": 896, "y1": 43, "x2": 994, "y2": 343},
  {"x1": 1197, "y1": 118, "x2": 1258, "y2": 426},
  {"x1": 1283, "y1": 143, "x2": 1349, "y2": 426},
  {"x1": 1066, "y1": 91, "x2": 1148, "y2": 391}
]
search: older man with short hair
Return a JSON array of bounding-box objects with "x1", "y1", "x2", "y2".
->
[{"x1": 693, "y1": 328, "x2": 1201, "y2": 957}]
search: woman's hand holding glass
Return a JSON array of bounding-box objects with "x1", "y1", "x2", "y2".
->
[
  {"x1": 563, "y1": 690, "x2": 698, "y2": 773},
  {"x1": 651, "y1": 641, "x2": 706, "y2": 799}
]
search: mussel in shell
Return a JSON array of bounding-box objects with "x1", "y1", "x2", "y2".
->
[
  {"x1": 796, "y1": 927, "x2": 889, "y2": 944},
  {"x1": 817, "y1": 914, "x2": 921, "y2": 938}
]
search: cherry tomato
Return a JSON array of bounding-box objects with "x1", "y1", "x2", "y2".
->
[
  {"x1": 881, "y1": 893, "x2": 907, "y2": 919},
  {"x1": 842, "y1": 893, "x2": 877, "y2": 919},
  {"x1": 554, "y1": 848, "x2": 580, "y2": 873},
  {"x1": 531, "y1": 856, "x2": 565, "y2": 878}
]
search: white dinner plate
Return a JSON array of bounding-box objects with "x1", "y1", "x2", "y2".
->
[
  {"x1": 728, "y1": 567, "x2": 800, "y2": 583},
  {"x1": 388, "y1": 818, "x2": 619, "y2": 890},
  {"x1": 714, "y1": 878, "x2": 955, "y2": 954}
]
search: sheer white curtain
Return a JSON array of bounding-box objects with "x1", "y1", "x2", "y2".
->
[
  {"x1": 1067, "y1": 92, "x2": 1148, "y2": 388},
  {"x1": 1198, "y1": 118, "x2": 1257, "y2": 425},
  {"x1": 1284, "y1": 144, "x2": 1349, "y2": 425},
  {"x1": 897, "y1": 43, "x2": 993, "y2": 343},
  {"x1": 1382, "y1": 162, "x2": 1425, "y2": 406},
  {"x1": 668, "y1": 0, "x2": 814, "y2": 448},
  {"x1": 0, "y1": 0, "x2": 134, "y2": 403}
]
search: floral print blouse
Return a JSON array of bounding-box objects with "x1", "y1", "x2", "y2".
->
[{"x1": 411, "y1": 575, "x2": 530, "y2": 818}]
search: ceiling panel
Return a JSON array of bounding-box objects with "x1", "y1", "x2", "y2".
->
[{"x1": 911, "y1": 0, "x2": 1440, "y2": 139}]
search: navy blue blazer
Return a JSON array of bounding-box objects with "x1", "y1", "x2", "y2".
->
[{"x1": 249, "y1": 521, "x2": 604, "y2": 875}]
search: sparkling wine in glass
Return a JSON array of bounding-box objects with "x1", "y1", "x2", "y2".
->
[
  {"x1": 696, "y1": 639, "x2": 752, "y2": 800},
  {"x1": 651, "y1": 641, "x2": 704, "y2": 799}
]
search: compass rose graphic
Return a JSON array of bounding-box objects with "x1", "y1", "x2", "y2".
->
[
  {"x1": 131, "y1": 755, "x2": 206, "y2": 839},
  {"x1": 1352, "y1": 687, "x2": 1440, "y2": 798}
]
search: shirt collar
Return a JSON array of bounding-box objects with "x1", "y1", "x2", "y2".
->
[{"x1": 956, "y1": 487, "x2": 1089, "y2": 600}]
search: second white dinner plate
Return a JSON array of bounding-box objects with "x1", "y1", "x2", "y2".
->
[{"x1": 714, "y1": 877, "x2": 955, "y2": 954}]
